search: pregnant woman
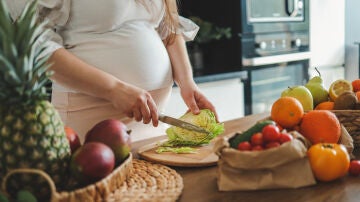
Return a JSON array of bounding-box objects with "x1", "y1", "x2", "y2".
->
[{"x1": 7, "y1": 0, "x2": 217, "y2": 142}]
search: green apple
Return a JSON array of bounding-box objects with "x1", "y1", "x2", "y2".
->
[
  {"x1": 305, "y1": 68, "x2": 329, "y2": 107},
  {"x1": 281, "y1": 85, "x2": 314, "y2": 111}
]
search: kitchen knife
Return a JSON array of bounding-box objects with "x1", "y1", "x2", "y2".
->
[{"x1": 158, "y1": 113, "x2": 211, "y2": 134}]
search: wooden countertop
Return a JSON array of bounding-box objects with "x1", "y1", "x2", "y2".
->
[{"x1": 131, "y1": 113, "x2": 360, "y2": 202}]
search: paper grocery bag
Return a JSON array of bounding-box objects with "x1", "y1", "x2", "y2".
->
[{"x1": 214, "y1": 133, "x2": 316, "y2": 191}]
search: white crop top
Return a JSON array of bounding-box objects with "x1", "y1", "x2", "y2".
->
[{"x1": 7, "y1": 0, "x2": 199, "y2": 92}]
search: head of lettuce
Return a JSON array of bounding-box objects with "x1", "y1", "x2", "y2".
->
[{"x1": 163, "y1": 109, "x2": 225, "y2": 146}]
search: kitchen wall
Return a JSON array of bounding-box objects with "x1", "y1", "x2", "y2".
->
[{"x1": 345, "y1": 0, "x2": 360, "y2": 80}]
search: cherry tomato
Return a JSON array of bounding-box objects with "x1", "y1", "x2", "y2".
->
[
  {"x1": 250, "y1": 132, "x2": 264, "y2": 146},
  {"x1": 265, "y1": 141, "x2": 281, "y2": 149},
  {"x1": 262, "y1": 125, "x2": 280, "y2": 142},
  {"x1": 252, "y1": 145, "x2": 264, "y2": 151},
  {"x1": 307, "y1": 143, "x2": 350, "y2": 182},
  {"x1": 238, "y1": 141, "x2": 252, "y2": 151},
  {"x1": 349, "y1": 160, "x2": 360, "y2": 176},
  {"x1": 279, "y1": 133, "x2": 293, "y2": 144}
]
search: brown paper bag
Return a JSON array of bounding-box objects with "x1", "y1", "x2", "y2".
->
[
  {"x1": 214, "y1": 127, "x2": 354, "y2": 191},
  {"x1": 214, "y1": 134, "x2": 316, "y2": 191}
]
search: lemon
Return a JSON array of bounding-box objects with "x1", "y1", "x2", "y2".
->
[{"x1": 329, "y1": 79, "x2": 353, "y2": 101}]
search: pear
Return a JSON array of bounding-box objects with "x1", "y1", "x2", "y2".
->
[{"x1": 305, "y1": 67, "x2": 329, "y2": 107}]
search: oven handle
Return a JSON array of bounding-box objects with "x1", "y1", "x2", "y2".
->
[{"x1": 242, "y1": 51, "x2": 310, "y2": 67}]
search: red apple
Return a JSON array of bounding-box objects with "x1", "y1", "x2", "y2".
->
[
  {"x1": 65, "y1": 126, "x2": 81, "y2": 153},
  {"x1": 70, "y1": 142, "x2": 115, "y2": 185},
  {"x1": 85, "y1": 119, "x2": 131, "y2": 165}
]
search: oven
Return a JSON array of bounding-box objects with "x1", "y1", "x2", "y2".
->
[{"x1": 180, "y1": 0, "x2": 310, "y2": 115}]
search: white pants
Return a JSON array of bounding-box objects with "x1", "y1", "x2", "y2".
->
[{"x1": 51, "y1": 86, "x2": 172, "y2": 143}]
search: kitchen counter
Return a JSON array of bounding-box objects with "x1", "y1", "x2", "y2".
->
[{"x1": 132, "y1": 113, "x2": 360, "y2": 202}]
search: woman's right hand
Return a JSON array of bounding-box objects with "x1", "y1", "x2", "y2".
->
[{"x1": 109, "y1": 82, "x2": 159, "y2": 127}]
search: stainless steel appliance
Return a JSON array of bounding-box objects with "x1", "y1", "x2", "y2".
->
[{"x1": 180, "y1": 0, "x2": 310, "y2": 115}]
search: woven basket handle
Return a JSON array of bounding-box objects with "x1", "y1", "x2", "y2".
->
[{"x1": 1, "y1": 168, "x2": 58, "y2": 202}]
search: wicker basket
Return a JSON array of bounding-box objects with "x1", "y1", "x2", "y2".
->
[
  {"x1": 331, "y1": 110, "x2": 360, "y2": 148},
  {"x1": 1, "y1": 153, "x2": 184, "y2": 202},
  {"x1": 2, "y1": 153, "x2": 133, "y2": 202}
]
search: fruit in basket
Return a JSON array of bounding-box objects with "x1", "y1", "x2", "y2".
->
[
  {"x1": 307, "y1": 143, "x2": 350, "y2": 182},
  {"x1": 329, "y1": 79, "x2": 353, "y2": 101},
  {"x1": 70, "y1": 142, "x2": 115, "y2": 184},
  {"x1": 333, "y1": 91, "x2": 358, "y2": 110},
  {"x1": 281, "y1": 85, "x2": 313, "y2": 111},
  {"x1": 271, "y1": 97, "x2": 304, "y2": 129},
  {"x1": 305, "y1": 68, "x2": 330, "y2": 106},
  {"x1": 348, "y1": 160, "x2": 360, "y2": 176},
  {"x1": 314, "y1": 101, "x2": 334, "y2": 110},
  {"x1": 65, "y1": 126, "x2": 82, "y2": 153},
  {"x1": 300, "y1": 110, "x2": 341, "y2": 144},
  {"x1": 351, "y1": 79, "x2": 360, "y2": 92},
  {"x1": 85, "y1": 119, "x2": 131, "y2": 165},
  {"x1": 0, "y1": 1, "x2": 71, "y2": 200}
]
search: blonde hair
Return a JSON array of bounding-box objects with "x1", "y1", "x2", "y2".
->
[
  {"x1": 137, "y1": 0, "x2": 179, "y2": 45},
  {"x1": 163, "y1": 0, "x2": 179, "y2": 45}
]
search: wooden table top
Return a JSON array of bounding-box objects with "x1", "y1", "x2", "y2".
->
[{"x1": 131, "y1": 113, "x2": 360, "y2": 202}]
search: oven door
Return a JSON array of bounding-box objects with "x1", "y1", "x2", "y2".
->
[
  {"x1": 243, "y1": 60, "x2": 309, "y2": 115},
  {"x1": 247, "y1": 0, "x2": 304, "y2": 23}
]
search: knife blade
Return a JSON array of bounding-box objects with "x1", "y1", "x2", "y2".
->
[{"x1": 158, "y1": 113, "x2": 211, "y2": 134}]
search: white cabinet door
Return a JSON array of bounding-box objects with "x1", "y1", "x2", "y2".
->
[{"x1": 163, "y1": 78, "x2": 245, "y2": 122}]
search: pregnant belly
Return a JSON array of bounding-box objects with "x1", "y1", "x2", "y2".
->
[{"x1": 67, "y1": 23, "x2": 173, "y2": 91}]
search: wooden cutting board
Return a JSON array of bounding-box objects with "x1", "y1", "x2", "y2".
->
[{"x1": 137, "y1": 139, "x2": 218, "y2": 167}]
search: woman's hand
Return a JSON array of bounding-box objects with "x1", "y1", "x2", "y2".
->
[
  {"x1": 110, "y1": 82, "x2": 159, "y2": 127},
  {"x1": 165, "y1": 34, "x2": 218, "y2": 121},
  {"x1": 179, "y1": 81, "x2": 219, "y2": 122}
]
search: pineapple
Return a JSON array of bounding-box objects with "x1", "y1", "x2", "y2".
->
[{"x1": 0, "y1": 0, "x2": 71, "y2": 199}]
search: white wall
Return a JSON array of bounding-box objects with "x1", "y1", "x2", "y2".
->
[
  {"x1": 310, "y1": 0, "x2": 345, "y2": 68},
  {"x1": 345, "y1": 0, "x2": 360, "y2": 80},
  {"x1": 309, "y1": 0, "x2": 345, "y2": 84}
]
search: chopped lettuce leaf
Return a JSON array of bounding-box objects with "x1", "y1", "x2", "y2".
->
[{"x1": 155, "y1": 146, "x2": 198, "y2": 154}]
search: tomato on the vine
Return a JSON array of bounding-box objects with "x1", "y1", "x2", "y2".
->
[
  {"x1": 250, "y1": 132, "x2": 263, "y2": 146},
  {"x1": 307, "y1": 143, "x2": 350, "y2": 182},
  {"x1": 238, "y1": 141, "x2": 252, "y2": 151},
  {"x1": 265, "y1": 141, "x2": 280, "y2": 149},
  {"x1": 279, "y1": 133, "x2": 293, "y2": 144},
  {"x1": 262, "y1": 125, "x2": 280, "y2": 142}
]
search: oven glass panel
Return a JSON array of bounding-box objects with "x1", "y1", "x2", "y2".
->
[
  {"x1": 249, "y1": 0, "x2": 287, "y2": 18},
  {"x1": 247, "y1": 0, "x2": 304, "y2": 22},
  {"x1": 251, "y1": 63, "x2": 305, "y2": 114}
]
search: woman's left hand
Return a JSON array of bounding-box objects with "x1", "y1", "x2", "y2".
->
[{"x1": 179, "y1": 81, "x2": 219, "y2": 122}]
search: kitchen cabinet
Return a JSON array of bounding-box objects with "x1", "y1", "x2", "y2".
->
[{"x1": 163, "y1": 78, "x2": 245, "y2": 122}]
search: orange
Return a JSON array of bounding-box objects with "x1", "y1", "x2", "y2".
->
[
  {"x1": 300, "y1": 110, "x2": 341, "y2": 144},
  {"x1": 352, "y1": 79, "x2": 360, "y2": 92},
  {"x1": 271, "y1": 97, "x2": 304, "y2": 129},
  {"x1": 314, "y1": 101, "x2": 334, "y2": 110},
  {"x1": 329, "y1": 79, "x2": 353, "y2": 101},
  {"x1": 356, "y1": 91, "x2": 360, "y2": 101}
]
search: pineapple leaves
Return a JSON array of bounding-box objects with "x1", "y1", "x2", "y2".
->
[{"x1": 0, "y1": 0, "x2": 52, "y2": 105}]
